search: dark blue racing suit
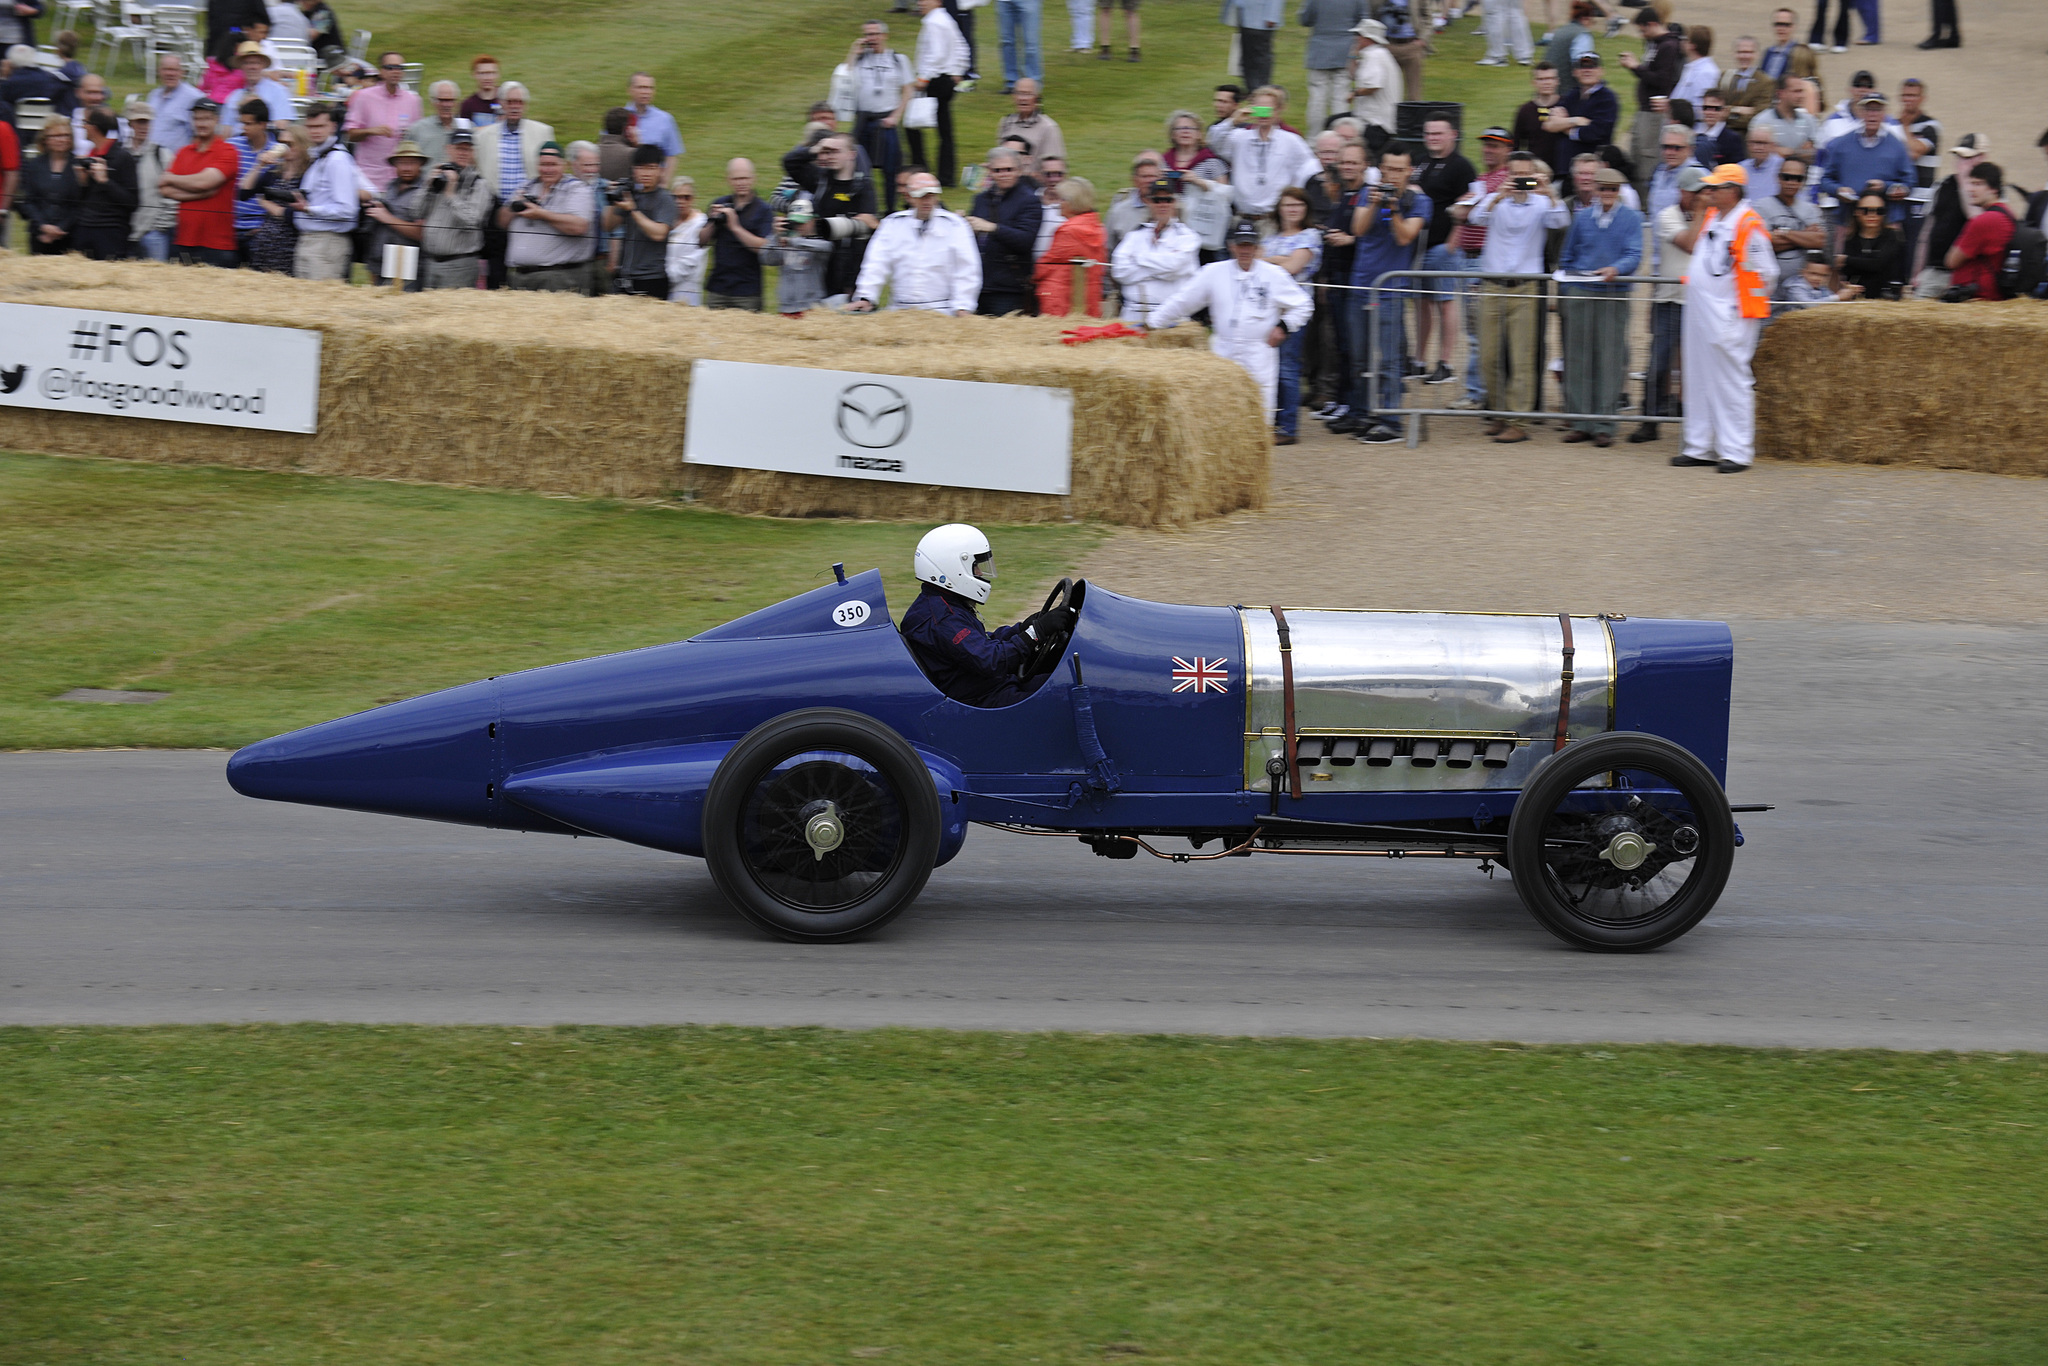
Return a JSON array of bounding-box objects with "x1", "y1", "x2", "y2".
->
[{"x1": 901, "y1": 583, "x2": 1041, "y2": 708}]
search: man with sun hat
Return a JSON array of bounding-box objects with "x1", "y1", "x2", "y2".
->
[{"x1": 1671, "y1": 161, "x2": 1779, "y2": 474}]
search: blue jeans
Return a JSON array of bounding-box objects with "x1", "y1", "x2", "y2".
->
[
  {"x1": 1275, "y1": 325, "x2": 1307, "y2": 435},
  {"x1": 997, "y1": 0, "x2": 1043, "y2": 84},
  {"x1": 1421, "y1": 243, "x2": 1481, "y2": 402},
  {"x1": 139, "y1": 229, "x2": 173, "y2": 262},
  {"x1": 1343, "y1": 288, "x2": 1409, "y2": 422}
]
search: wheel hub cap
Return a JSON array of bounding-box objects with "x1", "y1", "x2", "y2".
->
[
  {"x1": 1597, "y1": 829, "x2": 1654, "y2": 872},
  {"x1": 802, "y1": 801, "x2": 846, "y2": 862}
]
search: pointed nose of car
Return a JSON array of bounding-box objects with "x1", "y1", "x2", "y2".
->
[{"x1": 225, "y1": 678, "x2": 499, "y2": 825}]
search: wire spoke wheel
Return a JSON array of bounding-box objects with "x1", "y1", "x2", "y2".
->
[
  {"x1": 1507, "y1": 732, "x2": 1735, "y2": 951},
  {"x1": 704, "y1": 709, "x2": 941, "y2": 943},
  {"x1": 739, "y1": 753, "x2": 906, "y2": 911}
]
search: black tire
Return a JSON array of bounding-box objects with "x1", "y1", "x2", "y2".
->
[
  {"x1": 1506, "y1": 731, "x2": 1736, "y2": 952},
  {"x1": 702, "y1": 708, "x2": 942, "y2": 943}
]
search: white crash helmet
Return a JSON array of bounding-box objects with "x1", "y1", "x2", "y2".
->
[{"x1": 913, "y1": 523, "x2": 996, "y2": 604}]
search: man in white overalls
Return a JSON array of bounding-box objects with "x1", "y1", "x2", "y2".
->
[
  {"x1": 1144, "y1": 218, "x2": 1313, "y2": 425},
  {"x1": 1671, "y1": 162, "x2": 1780, "y2": 473}
]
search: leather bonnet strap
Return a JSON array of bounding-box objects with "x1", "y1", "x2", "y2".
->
[
  {"x1": 1553, "y1": 613, "x2": 1576, "y2": 753},
  {"x1": 1271, "y1": 605, "x2": 1298, "y2": 799}
]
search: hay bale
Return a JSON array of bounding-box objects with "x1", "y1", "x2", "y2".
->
[
  {"x1": 1757, "y1": 300, "x2": 2048, "y2": 477},
  {"x1": 0, "y1": 257, "x2": 1268, "y2": 526}
]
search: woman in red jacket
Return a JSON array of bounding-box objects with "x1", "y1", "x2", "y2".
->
[{"x1": 1035, "y1": 176, "x2": 1105, "y2": 316}]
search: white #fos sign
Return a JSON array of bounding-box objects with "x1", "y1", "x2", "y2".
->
[
  {"x1": 0, "y1": 302, "x2": 321, "y2": 434},
  {"x1": 684, "y1": 360, "x2": 1073, "y2": 497}
]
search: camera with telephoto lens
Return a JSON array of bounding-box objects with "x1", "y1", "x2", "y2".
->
[
  {"x1": 509, "y1": 196, "x2": 535, "y2": 214},
  {"x1": 603, "y1": 177, "x2": 633, "y2": 207},
  {"x1": 429, "y1": 163, "x2": 457, "y2": 192}
]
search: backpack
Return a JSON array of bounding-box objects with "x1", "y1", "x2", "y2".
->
[{"x1": 1996, "y1": 207, "x2": 2046, "y2": 299}]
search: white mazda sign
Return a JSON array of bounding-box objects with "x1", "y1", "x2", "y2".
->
[
  {"x1": 0, "y1": 302, "x2": 321, "y2": 434},
  {"x1": 684, "y1": 359, "x2": 1072, "y2": 496}
]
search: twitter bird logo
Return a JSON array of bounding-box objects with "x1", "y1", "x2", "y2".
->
[{"x1": 0, "y1": 364, "x2": 25, "y2": 395}]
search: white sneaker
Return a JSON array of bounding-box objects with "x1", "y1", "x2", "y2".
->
[
  {"x1": 1831, "y1": 44, "x2": 1847, "y2": 52},
  {"x1": 1476, "y1": 56, "x2": 1507, "y2": 66}
]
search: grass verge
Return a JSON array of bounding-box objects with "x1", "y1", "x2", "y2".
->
[
  {"x1": 3, "y1": 1025, "x2": 2043, "y2": 1364},
  {"x1": 0, "y1": 452, "x2": 1099, "y2": 750}
]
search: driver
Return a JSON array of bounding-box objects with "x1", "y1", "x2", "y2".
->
[{"x1": 901, "y1": 524, "x2": 1076, "y2": 708}]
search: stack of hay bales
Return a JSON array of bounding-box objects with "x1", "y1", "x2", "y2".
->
[
  {"x1": 1757, "y1": 300, "x2": 2048, "y2": 476},
  {"x1": 0, "y1": 258, "x2": 1264, "y2": 527}
]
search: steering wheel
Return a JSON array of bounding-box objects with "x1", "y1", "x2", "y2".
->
[{"x1": 1018, "y1": 577, "x2": 1075, "y2": 681}]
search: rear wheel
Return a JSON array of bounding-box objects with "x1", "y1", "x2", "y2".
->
[
  {"x1": 1506, "y1": 732, "x2": 1735, "y2": 952},
  {"x1": 702, "y1": 709, "x2": 941, "y2": 943}
]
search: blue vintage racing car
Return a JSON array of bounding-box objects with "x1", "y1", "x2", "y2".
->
[{"x1": 227, "y1": 568, "x2": 1758, "y2": 951}]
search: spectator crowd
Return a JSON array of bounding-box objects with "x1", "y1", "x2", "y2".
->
[{"x1": 3, "y1": 0, "x2": 2043, "y2": 456}]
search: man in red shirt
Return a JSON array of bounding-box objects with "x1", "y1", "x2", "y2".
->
[
  {"x1": 0, "y1": 117, "x2": 19, "y2": 253},
  {"x1": 1944, "y1": 161, "x2": 2013, "y2": 300},
  {"x1": 159, "y1": 98, "x2": 242, "y2": 268}
]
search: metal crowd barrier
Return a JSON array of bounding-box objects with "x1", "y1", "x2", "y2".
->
[{"x1": 1343, "y1": 269, "x2": 1684, "y2": 448}]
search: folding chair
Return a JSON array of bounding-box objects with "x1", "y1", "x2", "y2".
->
[
  {"x1": 13, "y1": 98, "x2": 54, "y2": 134},
  {"x1": 88, "y1": 0, "x2": 152, "y2": 77},
  {"x1": 147, "y1": 4, "x2": 205, "y2": 74}
]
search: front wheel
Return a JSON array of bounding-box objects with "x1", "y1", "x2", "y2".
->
[
  {"x1": 1506, "y1": 732, "x2": 1736, "y2": 952},
  {"x1": 702, "y1": 709, "x2": 942, "y2": 943}
]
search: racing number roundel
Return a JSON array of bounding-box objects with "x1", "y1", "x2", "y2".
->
[{"x1": 832, "y1": 599, "x2": 872, "y2": 628}]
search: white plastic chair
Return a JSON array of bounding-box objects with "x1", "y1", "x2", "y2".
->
[
  {"x1": 88, "y1": 0, "x2": 153, "y2": 77},
  {"x1": 147, "y1": 4, "x2": 205, "y2": 74},
  {"x1": 399, "y1": 61, "x2": 423, "y2": 92},
  {"x1": 272, "y1": 40, "x2": 317, "y2": 71},
  {"x1": 13, "y1": 98, "x2": 54, "y2": 134}
]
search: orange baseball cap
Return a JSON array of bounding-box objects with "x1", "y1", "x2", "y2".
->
[{"x1": 1700, "y1": 163, "x2": 1749, "y2": 188}]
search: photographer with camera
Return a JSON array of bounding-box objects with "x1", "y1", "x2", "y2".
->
[
  {"x1": 496, "y1": 140, "x2": 596, "y2": 292},
  {"x1": 695, "y1": 157, "x2": 773, "y2": 310},
  {"x1": 1467, "y1": 152, "x2": 1567, "y2": 443},
  {"x1": 760, "y1": 190, "x2": 834, "y2": 315},
  {"x1": 364, "y1": 141, "x2": 430, "y2": 287},
  {"x1": 70, "y1": 106, "x2": 139, "y2": 261},
  {"x1": 412, "y1": 127, "x2": 494, "y2": 288},
  {"x1": 797, "y1": 133, "x2": 880, "y2": 303},
  {"x1": 1333, "y1": 142, "x2": 1428, "y2": 444},
  {"x1": 603, "y1": 144, "x2": 679, "y2": 299}
]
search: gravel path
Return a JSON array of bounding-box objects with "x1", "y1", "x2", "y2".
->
[{"x1": 1082, "y1": 426, "x2": 2048, "y2": 622}]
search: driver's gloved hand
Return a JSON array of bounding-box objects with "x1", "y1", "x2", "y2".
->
[{"x1": 1042, "y1": 604, "x2": 1078, "y2": 635}]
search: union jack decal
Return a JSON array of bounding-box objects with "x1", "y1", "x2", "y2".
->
[{"x1": 1171, "y1": 656, "x2": 1230, "y2": 694}]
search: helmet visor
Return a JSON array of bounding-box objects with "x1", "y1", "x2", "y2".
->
[{"x1": 971, "y1": 551, "x2": 996, "y2": 585}]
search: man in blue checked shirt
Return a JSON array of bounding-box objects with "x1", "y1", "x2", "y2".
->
[{"x1": 1557, "y1": 166, "x2": 1641, "y2": 447}]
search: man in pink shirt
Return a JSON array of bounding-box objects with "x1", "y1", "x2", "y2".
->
[{"x1": 345, "y1": 50, "x2": 422, "y2": 190}]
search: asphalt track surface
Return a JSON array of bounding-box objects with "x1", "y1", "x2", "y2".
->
[{"x1": 7, "y1": 621, "x2": 2044, "y2": 1050}]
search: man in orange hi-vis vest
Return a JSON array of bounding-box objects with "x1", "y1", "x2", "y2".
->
[{"x1": 1671, "y1": 162, "x2": 1780, "y2": 473}]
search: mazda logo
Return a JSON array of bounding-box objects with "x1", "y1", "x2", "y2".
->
[{"x1": 835, "y1": 382, "x2": 911, "y2": 449}]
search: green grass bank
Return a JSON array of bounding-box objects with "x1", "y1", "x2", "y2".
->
[
  {"x1": 4, "y1": 1026, "x2": 2043, "y2": 1365},
  {"x1": 0, "y1": 451, "x2": 1099, "y2": 750}
]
